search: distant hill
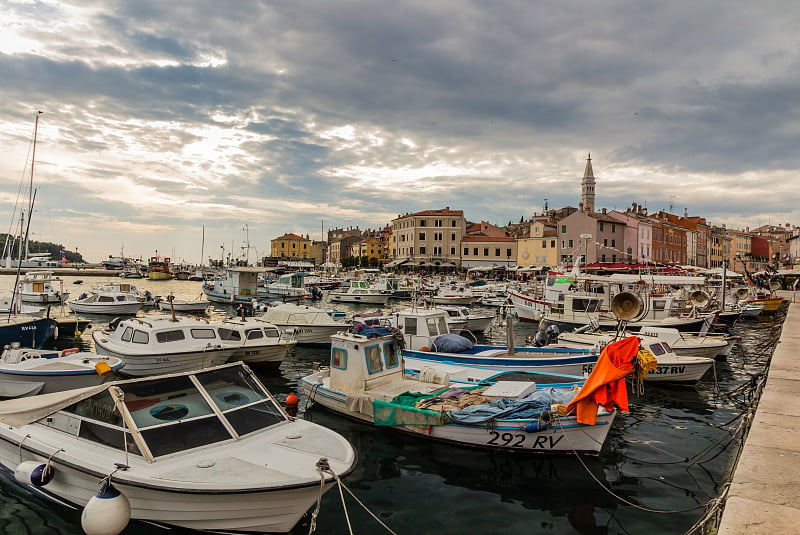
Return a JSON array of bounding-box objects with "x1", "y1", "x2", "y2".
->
[{"x1": 0, "y1": 234, "x2": 85, "y2": 263}]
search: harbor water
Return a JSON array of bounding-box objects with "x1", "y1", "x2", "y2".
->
[{"x1": 0, "y1": 275, "x2": 786, "y2": 534}]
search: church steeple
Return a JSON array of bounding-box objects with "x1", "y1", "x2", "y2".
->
[{"x1": 581, "y1": 153, "x2": 595, "y2": 213}]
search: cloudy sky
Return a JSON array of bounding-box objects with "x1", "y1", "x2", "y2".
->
[{"x1": 1, "y1": 1, "x2": 798, "y2": 264}]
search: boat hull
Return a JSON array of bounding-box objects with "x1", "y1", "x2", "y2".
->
[
  {"x1": 67, "y1": 301, "x2": 144, "y2": 315},
  {"x1": 0, "y1": 317, "x2": 57, "y2": 349},
  {"x1": 329, "y1": 293, "x2": 390, "y2": 305},
  {"x1": 92, "y1": 339, "x2": 234, "y2": 376},
  {"x1": 300, "y1": 373, "x2": 613, "y2": 454},
  {"x1": 229, "y1": 341, "x2": 296, "y2": 367},
  {"x1": 270, "y1": 324, "x2": 346, "y2": 346},
  {"x1": 0, "y1": 421, "x2": 352, "y2": 533},
  {"x1": 0, "y1": 363, "x2": 121, "y2": 397}
]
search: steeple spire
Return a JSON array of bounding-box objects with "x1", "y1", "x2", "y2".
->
[{"x1": 581, "y1": 153, "x2": 595, "y2": 213}]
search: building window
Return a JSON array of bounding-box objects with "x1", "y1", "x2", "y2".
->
[
  {"x1": 463, "y1": 247, "x2": 469, "y2": 256},
  {"x1": 483, "y1": 248, "x2": 489, "y2": 256},
  {"x1": 611, "y1": 224, "x2": 616, "y2": 232},
  {"x1": 561, "y1": 225, "x2": 566, "y2": 233},
  {"x1": 551, "y1": 240, "x2": 556, "y2": 248},
  {"x1": 473, "y1": 248, "x2": 478, "y2": 256},
  {"x1": 495, "y1": 248, "x2": 500, "y2": 256},
  {"x1": 450, "y1": 247, "x2": 456, "y2": 255},
  {"x1": 611, "y1": 239, "x2": 616, "y2": 248},
  {"x1": 420, "y1": 220, "x2": 427, "y2": 227},
  {"x1": 542, "y1": 240, "x2": 547, "y2": 248},
  {"x1": 434, "y1": 246, "x2": 442, "y2": 255},
  {"x1": 451, "y1": 233, "x2": 456, "y2": 241},
  {"x1": 599, "y1": 222, "x2": 604, "y2": 231},
  {"x1": 434, "y1": 232, "x2": 442, "y2": 240},
  {"x1": 603, "y1": 239, "x2": 608, "y2": 246},
  {"x1": 568, "y1": 239, "x2": 573, "y2": 248},
  {"x1": 506, "y1": 248, "x2": 512, "y2": 257},
  {"x1": 451, "y1": 221, "x2": 457, "y2": 227},
  {"x1": 420, "y1": 246, "x2": 426, "y2": 254},
  {"x1": 419, "y1": 232, "x2": 426, "y2": 240}
]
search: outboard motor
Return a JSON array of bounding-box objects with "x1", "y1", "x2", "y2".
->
[
  {"x1": 311, "y1": 286, "x2": 323, "y2": 300},
  {"x1": 532, "y1": 330, "x2": 549, "y2": 347},
  {"x1": 108, "y1": 317, "x2": 123, "y2": 331},
  {"x1": 545, "y1": 324, "x2": 560, "y2": 343}
]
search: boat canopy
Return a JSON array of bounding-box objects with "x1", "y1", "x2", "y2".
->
[{"x1": 0, "y1": 363, "x2": 287, "y2": 461}]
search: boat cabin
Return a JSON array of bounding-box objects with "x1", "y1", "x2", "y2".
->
[
  {"x1": 389, "y1": 307, "x2": 450, "y2": 351},
  {"x1": 329, "y1": 328, "x2": 403, "y2": 393},
  {"x1": 32, "y1": 363, "x2": 289, "y2": 462},
  {"x1": 108, "y1": 316, "x2": 223, "y2": 350}
]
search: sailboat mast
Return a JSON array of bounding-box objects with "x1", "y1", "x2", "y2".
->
[
  {"x1": 200, "y1": 224, "x2": 205, "y2": 266},
  {"x1": 22, "y1": 111, "x2": 43, "y2": 264}
]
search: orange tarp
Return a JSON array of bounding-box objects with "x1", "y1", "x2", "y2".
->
[{"x1": 566, "y1": 335, "x2": 640, "y2": 425}]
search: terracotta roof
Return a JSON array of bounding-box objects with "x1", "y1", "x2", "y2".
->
[
  {"x1": 461, "y1": 235, "x2": 516, "y2": 243},
  {"x1": 393, "y1": 208, "x2": 464, "y2": 220},
  {"x1": 273, "y1": 233, "x2": 307, "y2": 241}
]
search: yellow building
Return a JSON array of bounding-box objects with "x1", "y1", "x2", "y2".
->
[
  {"x1": 270, "y1": 233, "x2": 311, "y2": 259},
  {"x1": 351, "y1": 237, "x2": 385, "y2": 260},
  {"x1": 516, "y1": 220, "x2": 558, "y2": 268}
]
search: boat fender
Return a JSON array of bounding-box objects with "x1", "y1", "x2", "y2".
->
[
  {"x1": 61, "y1": 347, "x2": 80, "y2": 357},
  {"x1": 95, "y1": 361, "x2": 113, "y2": 377},
  {"x1": 524, "y1": 421, "x2": 548, "y2": 433},
  {"x1": 285, "y1": 392, "x2": 299, "y2": 408},
  {"x1": 81, "y1": 480, "x2": 130, "y2": 535},
  {"x1": 14, "y1": 461, "x2": 55, "y2": 487}
]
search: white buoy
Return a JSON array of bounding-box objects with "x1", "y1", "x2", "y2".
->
[
  {"x1": 14, "y1": 461, "x2": 54, "y2": 487},
  {"x1": 81, "y1": 480, "x2": 131, "y2": 535}
]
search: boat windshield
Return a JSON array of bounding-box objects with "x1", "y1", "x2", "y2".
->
[{"x1": 61, "y1": 365, "x2": 287, "y2": 459}]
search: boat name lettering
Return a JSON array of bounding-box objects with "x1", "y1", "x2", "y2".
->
[
  {"x1": 653, "y1": 366, "x2": 685, "y2": 375},
  {"x1": 20, "y1": 325, "x2": 37, "y2": 331},
  {"x1": 486, "y1": 431, "x2": 564, "y2": 449},
  {"x1": 244, "y1": 350, "x2": 261, "y2": 356}
]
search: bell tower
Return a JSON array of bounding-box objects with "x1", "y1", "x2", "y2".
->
[{"x1": 581, "y1": 153, "x2": 595, "y2": 213}]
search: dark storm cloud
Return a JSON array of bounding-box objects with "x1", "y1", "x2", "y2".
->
[{"x1": 1, "y1": 0, "x2": 799, "y2": 259}]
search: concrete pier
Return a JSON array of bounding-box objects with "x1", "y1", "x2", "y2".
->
[{"x1": 717, "y1": 292, "x2": 800, "y2": 534}]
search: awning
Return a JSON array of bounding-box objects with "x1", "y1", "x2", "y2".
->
[{"x1": 385, "y1": 258, "x2": 410, "y2": 268}]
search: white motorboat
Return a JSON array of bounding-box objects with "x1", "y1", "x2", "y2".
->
[
  {"x1": 17, "y1": 271, "x2": 69, "y2": 304},
  {"x1": 258, "y1": 303, "x2": 351, "y2": 345},
  {"x1": 262, "y1": 272, "x2": 313, "y2": 301},
  {"x1": 553, "y1": 329, "x2": 715, "y2": 384},
  {"x1": 216, "y1": 317, "x2": 297, "y2": 367},
  {"x1": 329, "y1": 280, "x2": 390, "y2": 305},
  {"x1": 556, "y1": 323, "x2": 733, "y2": 361},
  {"x1": 92, "y1": 315, "x2": 236, "y2": 376},
  {"x1": 0, "y1": 345, "x2": 123, "y2": 398},
  {"x1": 437, "y1": 305, "x2": 495, "y2": 334},
  {"x1": 0, "y1": 362, "x2": 356, "y2": 533},
  {"x1": 300, "y1": 329, "x2": 643, "y2": 454},
  {"x1": 157, "y1": 295, "x2": 210, "y2": 313},
  {"x1": 67, "y1": 286, "x2": 145, "y2": 316},
  {"x1": 428, "y1": 287, "x2": 478, "y2": 305}
]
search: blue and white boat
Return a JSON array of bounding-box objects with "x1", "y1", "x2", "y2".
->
[
  {"x1": 300, "y1": 326, "x2": 640, "y2": 454},
  {"x1": 0, "y1": 345, "x2": 123, "y2": 398},
  {"x1": 0, "y1": 315, "x2": 57, "y2": 349}
]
